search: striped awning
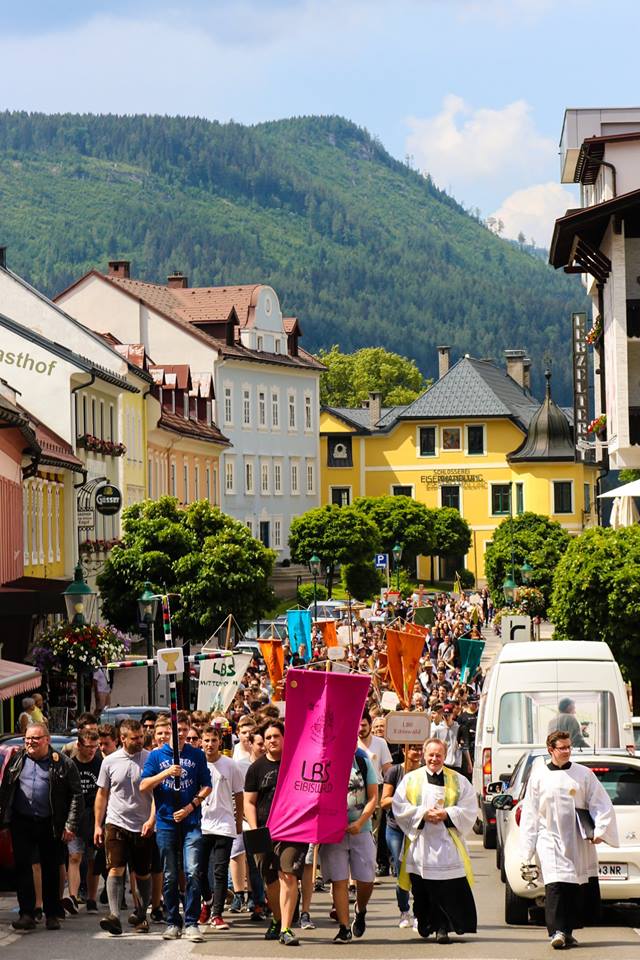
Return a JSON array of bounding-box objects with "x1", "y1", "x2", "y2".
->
[{"x1": 0, "y1": 660, "x2": 41, "y2": 701}]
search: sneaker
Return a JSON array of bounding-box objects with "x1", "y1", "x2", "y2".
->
[
  {"x1": 314, "y1": 879, "x2": 326, "y2": 893},
  {"x1": 11, "y1": 915, "x2": 36, "y2": 932},
  {"x1": 566, "y1": 935, "x2": 578, "y2": 947},
  {"x1": 62, "y1": 895, "x2": 79, "y2": 916},
  {"x1": 134, "y1": 918, "x2": 150, "y2": 934},
  {"x1": 251, "y1": 906, "x2": 266, "y2": 922},
  {"x1": 333, "y1": 925, "x2": 352, "y2": 943},
  {"x1": 265, "y1": 918, "x2": 282, "y2": 940},
  {"x1": 436, "y1": 929, "x2": 451, "y2": 944},
  {"x1": 150, "y1": 905, "x2": 164, "y2": 923},
  {"x1": 412, "y1": 918, "x2": 419, "y2": 932},
  {"x1": 229, "y1": 893, "x2": 245, "y2": 913},
  {"x1": 86, "y1": 899, "x2": 98, "y2": 914},
  {"x1": 128, "y1": 910, "x2": 140, "y2": 926},
  {"x1": 100, "y1": 914, "x2": 123, "y2": 936},
  {"x1": 45, "y1": 916, "x2": 61, "y2": 931},
  {"x1": 185, "y1": 925, "x2": 204, "y2": 942},
  {"x1": 550, "y1": 932, "x2": 566, "y2": 950},
  {"x1": 210, "y1": 915, "x2": 230, "y2": 930},
  {"x1": 198, "y1": 902, "x2": 212, "y2": 925},
  {"x1": 162, "y1": 925, "x2": 182, "y2": 939},
  {"x1": 351, "y1": 910, "x2": 366, "y2": 939},
  {"x1": 33, "y1": 908, "x2": 43, "y2": 923},
  {"x1": 376, "y1": 865, "x2": 390, "y2": 877},
  {"x1": 279, "y1": 927, "x2": 300, "y2": 946},
  {"x1": 399, "y1": 911, "x2": 412, "y2": 928},
  {"x1": 300, "y1": 911, "x2": 315, "y2": 930}
]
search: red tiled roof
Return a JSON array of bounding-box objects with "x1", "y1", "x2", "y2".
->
[
  {"x1": 35, "y1": 423, "x2": 84, "y2": 470},
  {"x1": 158, "y1": 410, "x2": 230, "y2": 446},
  {"x1": 171, "y1": 284, "x2": 261, "y2": 328},
  {"x1": 149, "y1": 364, "x2": 191, "y2": 390}
]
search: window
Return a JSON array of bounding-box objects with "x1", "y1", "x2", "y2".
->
[
  {"x1": 273, "y1": 460, "x2": 282, "y2": 494},
  {"x1": 148, "y1": 458, "x2": 153, "y2": 498},
  {"x1": 257, "y1": 335, "x2": 263, "y2": 351},
  {"x1": 392, "y1": 485, "x2": 413, "y2": 497},
  {"x1": 243, "y1": 388, "x2": 251, "y2": 426},
  {"x1": 306, "y1": 461, "x2": 315, "y2": 494},
  {"x1": 183, "y1": 463, "x2": 189, "y2": 502},
  {"x1": 225, "y1": 459, "x2": 235, "y2": 494},
  {"x1": 170, "y1": 461, "x2": 177, "y2": 497},
  {"x1": 492, "y1": 483, "x2": 512, "y2": 516},
  {"x1": 258, "y1": 390, "x2": 266, "y2": 427},
  {"x1": 271, "y1": 391, "x2": 280, "y2": 429},
  {"x1": 194, "y1": 464, "x2": 200, "y2": 501},
  {"x1": 288, "y1": 391, "x2": 296, "y2": 430},
  {"x1": 467, "y1": 425, "x2": 484, "y2": 455},
  {"x1": 259, "y1": 521, "x2": 270, "y2": 547},
  {"x1": 328, "y1": 435, "x2": 353, "y2": 467},
  {"x1": 497, "y1": 689, "x2": 619, "y2": 748},
  {"x1": 554, "y1": 481, "x2": 573, "y2": 514},
  {"x1": 261, "y1": 461, "x2": 270, "y2": 494},
  {"x1": 441, "y1": 485, "x2": 460, "y2": 510},
  {"x1": 245, "y1": 459, "x2": 255, "y2": 495},
  {"x1": 331, "y1": 487, "x2": 350, "y2": 507},
  {"x1": 246, "y1": 519, "x2": 253, "y2": 536},
  {"x1": 91, "y1": 398, "x2": 97, "y2": 435},
  {"x1": 213, "y1": 467, "x2": 218, "y2": 504},
  {"x1": 109, "y1": 405, "x2": 115, "y2": 441},
  {"x1": 273, "y1": 518, "x2": 282, "y2": 549},
  {"x1": 290, "y1": 461, "x2": 300, "y2": 494},
  {"x1": 515, "y1": 482, "x2": 524, "y2": 515},
  {"x1": 442, "y1": 427, "x2": 461, "y2": 451},
  {"x1": 419, "y1": 426, "x2": 436, "y2": 457},
  {"x1": 584, "y1": 483, "x2": 591, "y2": 513},
  {"x1": 206, "y1": 466, "x2": 211, "y2": 502},
  {"x1": 224, "y1": 386, "x2": 232, "y2": 425},
  {"x1": 275, "y1": 339, "x2": 281, "y2": 354},
  {"x1": 304, "y1": 394, "x2": 313, "y2": 431}
]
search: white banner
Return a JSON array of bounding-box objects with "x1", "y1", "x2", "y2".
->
[{"x1": 197, "y1": 653, "x2": 251, "y2": 712}]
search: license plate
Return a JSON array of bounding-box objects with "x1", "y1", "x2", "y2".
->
[{"x1": 599, "y1": 863, "x2": 628, "y2": 879}]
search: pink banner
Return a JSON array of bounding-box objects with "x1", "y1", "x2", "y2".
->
[{"x1": 267, "y1": 668, "x2": 370, "y2": 844}]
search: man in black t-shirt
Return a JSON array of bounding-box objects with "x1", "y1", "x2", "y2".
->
[
  {"x1": 244, "y1": 720, "x2": 307, "y2": 947},
  {"x1": 64, "y1": 730, "x2": 102, "y2": 914}
]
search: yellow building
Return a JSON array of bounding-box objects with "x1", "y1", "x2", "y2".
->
[{"x1": 320, "y1": 351, "x2": 600, "y2": 584}]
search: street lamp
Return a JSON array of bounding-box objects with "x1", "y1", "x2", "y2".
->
[
  {"x1": 309, "y1": 553, "x2": 321, "y2": 624},
  {"x1": 138, "y1": 582, "x2": 160, "y2": 706},
  {"x1": 63, "y1": 563, "x2": 98, "y2": 714},
  {"x1": 520, "y1": 561, "x2": 534, "y2": 585},
  {"x1": 392, "y1": 542, "x2": 403, "y2": 592},
  {"x1": 502, "y1": 574, "x2": 517, "y2": 606}
]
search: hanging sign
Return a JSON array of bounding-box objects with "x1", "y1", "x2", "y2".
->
[
  {"x1": 197, "y1": 652, "x2": 251, "y2": 712},
  {"x1": 156, "y1": 647, "x2": 185, "y2": 675},
  {"x1": 385, "y1": 710, "x2": 430, "y2": 744},
  {"x1": 95, "y1": 484, "x2": 122, "y2": 516}
]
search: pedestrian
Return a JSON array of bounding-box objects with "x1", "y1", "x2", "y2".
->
[
  {"x1": 0, "y1": 722, "x2": 83, "y2": 932},
  {"x1": 63, "y1": 728, "x2": 102, "y2": 915},
  {"x1": 140, "y1": 713, "x2": 212, "y2": 941},
  {"x1": 358, "y1": 710, "x2": 392, "y2": 876},
  {"x1": 17, "y1": 698, "x2": 38, "y2": 735},
  {"x1": 198, "y1": 724, "x2": 245, "y2": 930},
  {"x1": 392, "y1": 737, "x2": 478, "y2": 944},
  {"x1": 244, "y1": 719, "x2": 308, "y2": 947},
  {"x1": 548, "y1": 699, "x2": 589, "y2": 748},
  {"x1": 519, "y1": 730, "x2": 618, "y2": 949},
  {"x1": 93, "y1": 718, "x2": 155, "y2": 936},
  {"x1": 319, "y1": 747, "x2": 378, "y2": 943},
  {"x1": 380, "y1": 742, "x2": 424, "y2": 927}
]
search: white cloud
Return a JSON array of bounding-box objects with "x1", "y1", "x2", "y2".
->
[
  {"x1": 490, "y1": 181, "x2": 577, "y2": 246},
  {"x1": 405, "y1": 95, "x2": 556, "y2": 198}
]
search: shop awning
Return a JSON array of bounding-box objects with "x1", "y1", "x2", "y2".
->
[{"x1": 0, "y1": 659, "x2": 41, "y2": 701}]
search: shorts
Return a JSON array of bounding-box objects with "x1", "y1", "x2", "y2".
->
[
  {"x1": 320, "y1": 831, "x2": 376, "y2": 884},
  {"x1": 105, "y1": 823, "x2": 154, "y2": 877},
  {"x1": 304, "y1": 843, "x2": 316, "y2": 867},
  {"x1": 258, "y1": 841, "x2": 309, "y2": 886},
  {"x1": 231, "y1": 833, "x2": 245, "y2": 859},
  {"x1": 68, "y1": 835, "x2": 96, "y2": 860}
]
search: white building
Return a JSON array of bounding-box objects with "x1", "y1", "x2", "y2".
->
[
  {"x1": 551, "y1": 107, "x2": 640, "y2": 469},
  {"x1": 56, "y1": 263, "x2": 324, "y2": 557}
]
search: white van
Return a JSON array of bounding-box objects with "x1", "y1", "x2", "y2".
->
[{"x1": 473, "y1": 640, "x2": 634, "y2": 848}]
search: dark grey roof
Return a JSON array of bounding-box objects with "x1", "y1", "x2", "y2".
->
[
  {"x1": 399, "y1": 357, "x2": 539, "y2": 428},
  {"x1": 509, "y1": 372, "x2": 575, "y2": 462},
  {"x1": 323, "y1": 405, "x2": 401, "y2": 431}
]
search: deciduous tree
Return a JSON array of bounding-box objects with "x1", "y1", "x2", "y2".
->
[
  {"x1": 288, "y1": 504, "x2": 380, "y2": 596},
  {"x1": 484, "y1": 511, "x2": 570, "y2": 606},
  {"x1": 317, "y1": 345, "x2": 430, "y2": 407}
]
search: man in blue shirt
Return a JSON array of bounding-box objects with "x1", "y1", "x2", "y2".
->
[{"x1": 141, "y1": 712, "x2": 211, "y2": 941}]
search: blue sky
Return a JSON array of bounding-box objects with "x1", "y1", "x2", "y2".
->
[{"x1": 2, "y1": 0, "x2": 639, "y2": 243}]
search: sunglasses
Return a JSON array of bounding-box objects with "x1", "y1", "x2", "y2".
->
[{"x1": 186, "y1": 735, "x2": 201, "y2": 742}]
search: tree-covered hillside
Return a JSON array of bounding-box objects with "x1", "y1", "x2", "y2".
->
[{"x1": 0, "y1": 111, "x2": 585, "y2": 402}]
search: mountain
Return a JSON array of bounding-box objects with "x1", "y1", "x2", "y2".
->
[{"x1": 0, "y1": 111, "x2": 586, "y2": 403}]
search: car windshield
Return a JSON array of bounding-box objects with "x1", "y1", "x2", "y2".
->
[
  {"x1": 498, "y1": 691, "x2": 620, "y2": 748},
  {"x1": 582, "y1": 762, "x2": 640, "y2": 806}
]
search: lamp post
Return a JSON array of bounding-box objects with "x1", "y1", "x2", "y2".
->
[
  {"x1": 137, "y1": 582, "x2": 160, "y2": 706},
  {"x1": 520, "y1": 561, "x2": 533, "y2": 585},
  {"x1": 309, "y1": 553, "x2": 321, "y2": 626},
  {"x1": 392, "y1": 542, "x2": 403, "y2": 593},
  {"x1": 63, "y1": 563, "x2": 98, "y2": 715}
]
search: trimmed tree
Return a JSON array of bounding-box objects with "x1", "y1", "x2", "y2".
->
[
  {"x1": 353, "y1": 495, "x2": 437, "y2": 569},
  {"x1": 288, "y1": 504, "x2": 380, "y2": 596},
  {"x1": 97, "y1": 497, "x2": 275, "y2": 641},
  {"x1": 484, "y1": 511, "x2": 570, "y2": 607}
]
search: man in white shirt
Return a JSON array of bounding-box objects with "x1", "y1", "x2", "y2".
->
[
  {"x1": 358, "y1": 711, "x2": 392, "y2": 784},
  {"x1": 232, "y1": 717, "x2": 255, "y2": 773},
  {"x1": 199, "y1": 725, "x2": 245, "y2": 930}
]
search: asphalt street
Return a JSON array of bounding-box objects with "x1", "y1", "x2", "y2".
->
[{"x1": 2, "y1": 840, "x2": 640, "y2": 960}]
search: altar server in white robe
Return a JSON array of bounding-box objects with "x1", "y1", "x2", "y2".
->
[
  {"x1": 520, "y1": 730, "x2": 618, "y2": 950},
  {"x1": 392, "y1": 737, "x2": 478, "y2": 944}
]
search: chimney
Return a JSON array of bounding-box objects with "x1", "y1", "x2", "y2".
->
[
  {"x1": 167, "y1": 271, "x2": 189, "y2": 289},
  {"x1": 368, "y1": 391, "x2": 382, "y2": 428},
  {"x1": 505, "y1": 349, "x2": 528, "y2": 388},
  {"x1": 437, "y1": 345, "x2": 450, "y2": 379},
  {"x1": 108, "y1": 260, "x2": 131, "y2": 279}
]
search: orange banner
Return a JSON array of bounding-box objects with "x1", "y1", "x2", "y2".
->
[
  {"x1": 386, "y1": 628, "x2": 425, "y2": 709},
  {"x1": 259, "y1": 638, "x2": 285, "y2": 699},
  {"x1": 314, "y1": 619, "x2": 338, "y2": 647}
]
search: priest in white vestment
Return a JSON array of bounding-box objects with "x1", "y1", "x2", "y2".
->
[
  {"x1": 392, "y1": 737, "x2": 478, "y2": 943},
  {"x1": 520, "y1": 729, "x2": 618, "y2": 949}
]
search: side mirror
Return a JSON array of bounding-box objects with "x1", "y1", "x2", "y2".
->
[
  {"x1": 492, "y1": 793, "x2": 515, "y2": 811},
  {"x1": 486, "y1": 780, "x2": 504, "y2": 796}
]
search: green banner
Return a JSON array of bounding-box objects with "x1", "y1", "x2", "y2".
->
[
  {"x1": 413, "y1": 606, "x2": 435, "y2": 627},
  {"x1": 458, "y1": 636, "x2": 485, "y2": 682}
]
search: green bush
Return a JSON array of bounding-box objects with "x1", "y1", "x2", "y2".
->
[
  {"x1": 297, "y1": 582, "x2": 328, "y2": 606},
  {"x1": 341, "y1": 563, "x2": 382, "y2": 601}
]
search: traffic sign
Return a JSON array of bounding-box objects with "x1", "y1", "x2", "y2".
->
[
  {"x1": 501, "y1": 615, "x2": 531, "y2": 643},
  {"x1": 374, "y1": 553, "x2": 388, "y2": 569}
]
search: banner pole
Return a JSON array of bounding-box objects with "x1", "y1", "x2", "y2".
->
[{"x1": 161, "y1": 594, "x2": 181, "y2": 793}]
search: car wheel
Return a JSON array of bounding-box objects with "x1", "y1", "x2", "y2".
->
[
  {"x1": 505, "y1": 878, "x2": 530, "y2": 925},
  {"x1": 496, "y1": 842, "x2": 502, "y2": 871},
  {"x1": 482, "y1": 816, "x2": 497, "y2": 850},
  {"x1": 500, "y1": 857, "x2": 507, "y2": 884}
]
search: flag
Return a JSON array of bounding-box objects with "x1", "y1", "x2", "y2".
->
[
  {"x1": 266, "y1": 668, "x2": 370, "y2": 843},
  {"x1": 287, "y1": 609, "x2": 312, "y2": 660},
  {"x1": 453, "y1": 572, "x2": 463, "y2": 598},
  {"x1": 259, "y1": 637, "x2": 285, "y2": 699},
  {"x1": 386, "y1": 627, "x2": 425, "y2": 709},
  {"x1": 458, "y1": 636, "x2": 485, "y2": 682},
  {"x1": 315, "y1": 618, "x2": 338, "y2": 647}
]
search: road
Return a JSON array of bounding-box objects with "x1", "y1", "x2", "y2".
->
[{"x1": 2, "y1": 841, "x2": 639, "y2": 959}]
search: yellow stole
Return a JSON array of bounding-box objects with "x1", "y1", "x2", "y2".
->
[{"x1": 397, "y1": 766, "x2": 474, "y2": 891}]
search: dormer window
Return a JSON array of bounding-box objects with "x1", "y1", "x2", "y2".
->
[
  {"x1": 257, "y1": 335, "x2": 264, "y2": 352},
  {"x1": 183, "y1": 392, "x2": 189, "y2": 418},
  {"x1": 275, "y1": 340, "x2": 281, "y2": 354}
]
